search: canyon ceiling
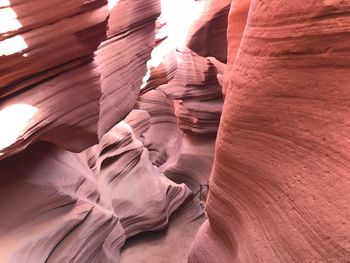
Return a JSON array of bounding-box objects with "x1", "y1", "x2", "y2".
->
[{"x1": 0, "y1": 0, "x2": 349, "y2": 262}]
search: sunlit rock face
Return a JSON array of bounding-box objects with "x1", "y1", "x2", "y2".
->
[
  {"x1": 0, "y1": 0, "x2": 108, "y2": 92},
  {"x1": 0, "y1": 1, "x2": 108, "y2": 156},
  {"x1": 160, "y1": 48, "x2": 225, "y2": 135},
  {"x1": 0, "y1": 0, "x2": 162, "y2": 155},
  {"x1": 136, "y1": 44, "x2": 225, "y2": 211},
  {"x1": 189, "y1": 0, "x2": 350, "y2": 262},
  {"x1": 0, "y1": 63, "x2": 101, "y2": 158},
  {"x1": 136, "y1": 0, "x2": 229, "y2": 206},
  {"x1": 1, "y1": 0, "x2": 348, "y2": 262},
  {"x1": 0, "y1": 0, "x2": 233, "y2": 261}
]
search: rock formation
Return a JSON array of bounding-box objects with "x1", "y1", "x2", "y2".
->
[
  {"x1": 186, "y1": 0, "x2": 231, "y2": 62},
  {"x1": 0, "y1": 141, "x2": 125, "y2": 262},
  {"x1": 96, "y1": 0, "x2": 161, "y2": 136},
  {"x1": 0, "y1": 0, "x2": 226, "y2": 261},
  {"x1": 2, "y1": 0, "x2": 347, "y2": 262},
  {"x1": 85, "y1": 110, "x2": 191, "y2": 238},
  {"x1": 189, "y1": 0, "x2": 350, "y2": 262},
  {"x1": 0, "y1": 0, "x2": 108, "y2": 157}
]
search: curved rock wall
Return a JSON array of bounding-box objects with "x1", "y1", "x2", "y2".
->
[
  {"x1": 96, "y1": 0, "x2": 161, "y2": 136},
  {"x1": 0, "y1": 141, "x2": 125, "y2": 263},
  {"x1": 0, "y1": 0, "x2": 108, "y2": 157},
  {"x1": 86, "y1": 110, "x2": 191, "y2": 238},
  {"x1": 189, "y1": 0, "x2": 350, "y2": 262}
]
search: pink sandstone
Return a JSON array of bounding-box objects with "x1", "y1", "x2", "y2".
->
[{"x1": 189, "y1": 0, "x2": 350, "y2": 262}]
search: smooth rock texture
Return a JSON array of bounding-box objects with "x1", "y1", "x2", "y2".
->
[
  {"x1": 2, "y1": 0, "x2": 349, "y2": 262},
  {"x1": 0, "y1": 106, "x2": 194, "y2": 262},
  {"x1": 136, "y1": 89, "x2": 182, "y2": 167},
  {"x1": 189, "y1": 0, "x2": 350, "y2": 262},
  {"x1": 106, "y1": 0, "x2": 160, "y2": 37},
  {"x1": 134, "y1": 10, "x2": 228, "y2": 217},
  {"x1": 136, "y1": 81, "x2": 219, "y2": 220},
  {"x1": 136, "y1": 86, "x2": 218, "y2": 196},
  {"x1": 86, "y1": 110, "x2": 191, "y2": 238},
  {"x1": 0, "y1": 141, "x2": 125, "y2": 263},
  {"x1": 120, "y1": 203, "x2": 207, "y2": 263}
]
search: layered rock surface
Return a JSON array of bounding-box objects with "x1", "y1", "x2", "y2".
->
[
  {"x1": 0, "y1": 0, "x2": 198, "y2": 262},
  {"x1": 189, "y1": 0, "x2": 350, "y2": 262},
  {"x1": 0, "y1": 0, "x2": 108, "y2": 157},
  {"x1": 134, "y1": 0, "x2": 229, "y2": 204},
  {"x1": 0, "y1": 141, "x2": 125, "y2": 263},
  {"x1": 0, "y1": 62, "x2": 102, "y2": 158},
  {"x1": 96, "y1": 0, "x2": 161, "y2": 136},
  {"x1": 2, "y1": 0, "x2": 347, "y2": 262},
  {"x1": 0, "y1": 0, "x2": 108, "y2": 94},
  {"x1": 86, "y1": 110, "x2": 191, "y2": 238},
  {"x1": 14, "y1": 0, "x2": 342, "y2": 263}
]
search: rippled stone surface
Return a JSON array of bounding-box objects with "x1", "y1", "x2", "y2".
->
[{"x1": 189, "y1": 0, "x2": 350, "y2": 262}]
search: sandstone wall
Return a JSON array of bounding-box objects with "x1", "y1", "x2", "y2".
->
[{"x1": 189, "y1": 0, "x2": 350, "y2": 262}]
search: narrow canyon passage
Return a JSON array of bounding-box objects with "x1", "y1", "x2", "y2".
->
[
  {"x1": 0, "y1": 0, "x2": 349, "y2": 263},
  {"x1": 0, "y1": 0, "x2": 228, "y2": 262}
]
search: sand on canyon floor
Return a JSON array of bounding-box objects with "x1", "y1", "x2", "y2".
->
[{"x1": 120, "y1": 208, "x2": 206, "y2": 263}]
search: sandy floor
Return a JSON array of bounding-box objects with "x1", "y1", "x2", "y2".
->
[{"x1": 120, "y1": 212, "x2": 206, "y2": 263}]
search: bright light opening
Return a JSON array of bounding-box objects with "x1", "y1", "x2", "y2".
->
[
  {"x1": 0, "y1": 0, "x2": 11, "y2": 7},
  {"x1": 107, "y1": 0, "x2": 120, "y2": 11},
  {"x1": 0, "y1": 104, "x2": 38, "y2": 151},
  {"x1": 141, "y1": 0, "x2": 206, "y2": 89},
  {"x1": 0, "y1": 35, "x2": 27, "y2": 56},
  {"x1": 160, "y1": 0, "x2": 205, "y2": 48},
  {"x1": 0, "y1": 5, "x2": 28, "y2": 56},
  {"x1": 0, "y1": 7, "x2": 21, "y2": 34}
]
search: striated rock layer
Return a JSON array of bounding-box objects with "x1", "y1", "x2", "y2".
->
[
  {"x1": 96, "y1": 0, "x2": 161, "y2": 136},
  {"x1": 189, "y1": 0, "x2": 350, "y2": 262},
  {"x1": 0, "y1": 62, "x2": 101, "y2": 158},
  {"x1": 0, "y1": 141, "x2": 125, "y2": 263},
  {"x1": 86, "y1": 110, "x2": 191, "y2": 238},
  {"x1": 0, "y1": 0, "x2": 199, "y2": 262},
  {"x1": 0, "y1": 1, "x2": 108, "y2": 158},
  {"x1": 137, "y1": 45, "x2": 225, "y2": 187},
  {"x1": 0, "y1": 0, "x2": 108, "y2": 93},
  {"x1": 0, "y1": 109, "x2": 191, "y2": 262}
]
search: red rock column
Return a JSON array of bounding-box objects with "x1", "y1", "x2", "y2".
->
[{"x1": 189, "y1": 0, "x2": 350, "y2": 262}]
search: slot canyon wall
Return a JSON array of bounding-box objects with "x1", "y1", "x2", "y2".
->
[
  {"x1": 189, "y1": 0, "x2": 350, "y2": 262},
  {"x1": 0, "y1": 0, "x2": 349, "y2": 262}
]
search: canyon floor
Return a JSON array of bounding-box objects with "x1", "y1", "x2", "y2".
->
[{"x1": 120, "y1": 208, "x2": 206, "y2": 263}]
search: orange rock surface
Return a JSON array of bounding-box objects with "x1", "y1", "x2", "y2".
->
[{"x1": 189, "y1": 0, "x2": 350, "y2": 262}]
